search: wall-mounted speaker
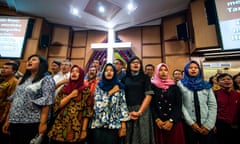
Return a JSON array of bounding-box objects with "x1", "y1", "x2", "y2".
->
[
  {"x1": 205, "y1": 0, "x2": 217, "y2": 25},
  {"x1": 40, "y1": 35, "x2": 50, "y2": 49},
  {"x1": 176, "y1": 22, "x2": 188, "y2": 41}
]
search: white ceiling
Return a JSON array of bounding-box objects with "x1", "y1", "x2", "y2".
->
[{"x1": 0, "y1": 0, "x2": 191, "y2": 31}]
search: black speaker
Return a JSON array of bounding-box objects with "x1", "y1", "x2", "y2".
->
[
  {"x1": 205, "y1": 0, "x2": 217, "y2": 25},
  {"x1": 177, "y1": 23, "x2": 188, "y2": 41},
  {"x1": 40, "y1": 35, "x2": 50, "y2": 48}
]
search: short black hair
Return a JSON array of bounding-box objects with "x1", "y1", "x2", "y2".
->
[
  {"x1": 5, "y1": 62, "x2": 19, "y2": 72},
  {"x1": 52, "y1": 60, "x2": 61, "y2": 66},
  {"x1": 217, "y1": 73, "x2": 232, "y2": 82},
  {"x1": 145, "y1": 64, "x2": 155, "y2": 70},
  {"x1": 114, "y1": 59, "x2": 124, "y2": 65},
  {"x1": 172, "y1": 69, "x2": 183, "y2": 76}
]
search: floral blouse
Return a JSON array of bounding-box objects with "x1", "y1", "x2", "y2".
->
[
  {"x1": 8, "y1": 75, "x2": 55, "y2": 123},
  {"x1": 48, "y1": 88, "x2": 93, "y2": 142},
  {"x1": 90, "y1": 85, "x2": 130, "y2": 129}
]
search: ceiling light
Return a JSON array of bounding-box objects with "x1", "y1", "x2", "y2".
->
[
  {"x1": 127, "y1": 2, "x2": 137, "y2": 14},
  {"x1": 98, "y1": 5, "x2": 105, "y2": 13},
  {"x1": 107, "y1": 23, "x2": 113, "y2": 29},
  {"x1": 70, "y1": 7, "x2": 79, "y2": 16}
]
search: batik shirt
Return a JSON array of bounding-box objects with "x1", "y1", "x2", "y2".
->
[
  {"x1": 48, "y1": 88, "x2": 93, "y2": 142},
  {"x1": 0, "y1": 77, "x2": 18, "y2": 122},
  {"x1": 8, "y1": 75, "x2": 55, "y2": 123},
  {"x1": 91, "y1": 85, "x2": 130, "y2": 129}
]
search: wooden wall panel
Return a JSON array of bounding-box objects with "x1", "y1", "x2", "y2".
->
[
  {"x1": 164, "y1": 41, "x2": 189, "y2": 55},
  {"x1": 72, "y1": 31, "x2": 87, "y2": 47},
  {"x1": 165, "y1": 55, "x2": 189, "y2": 78},
  {"x1": 71, "y1": 59, "x2": 85, "y2": 67},
  {"x1": 52, "y1": 26, "x2": 70, "y2": 45},
  {"x1": 190, "y1": 0, "x2": 219, "y2": 48},
  {"x1": 163, "y1": 15, "x2": 185, "y2": 40},
  {"x1": 48, "y1": 46, "x2": 68, "y2": 57},
  {"x1": 142, "y1": 58, "x2": 162, "y2": 69},
  {"x1": 23, "y1": 39, "x2": 39, "y2": 59},
  {"x1": 85, "y1": 31, "x2": 106, "y2": 66},
  {"x1": 71, "y1": 48, "x2": 85, "y2": 58},
  {"x1": 31, "y1": 18, "x2": 42, "y2": 39},
  {"x1": 142, "y1": 26, "x2": 160, "y2": 44},
  {"x1": 118, "y1": 28, "x2": 142, "y2": 58},
  {"x1": 142, "y1": 45, "x2": 161, "y2": 57}
]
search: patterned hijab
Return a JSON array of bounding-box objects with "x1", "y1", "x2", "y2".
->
[
  {"x1": 151, "y1": 63, "x2": 175, "y2": 90},
  {"x1": 62, "y1": 65, "x2": 86, "y2": 94},
  {"x1": 98, "y1": 63, "x2": 124, "y2": 91},
  {"x1": 181, "y1": 60, "x2": 211, "y2": 91}
]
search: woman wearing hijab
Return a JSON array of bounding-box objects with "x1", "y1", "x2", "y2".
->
[
  {"x1": 121, "y1": 56, "x2": 155, "y2": 144},
  {"x1": 90, "y1": 63, "x2": 130, "y2": 144},
  {"x1": 151, "y1": 63, "x2": 185, "y2": 144},
  {"x1": 48, "y1": 65, "x2": 93, "y2": 144},
  {"x1": 177, "y1": 60, "x2": 217, "y2": 144}
]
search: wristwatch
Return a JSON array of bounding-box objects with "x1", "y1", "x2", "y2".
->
[{"x1": 169, "y1": 118, "x2": 174, "y2": 123}]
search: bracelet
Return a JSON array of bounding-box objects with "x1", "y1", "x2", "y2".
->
[{"x1": 82, "y1": 130, "x2": 87, "y2": 132}]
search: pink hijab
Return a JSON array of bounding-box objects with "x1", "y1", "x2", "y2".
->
[{"x1": 151, "y1": 63, "x2": 175, "y2": 90}]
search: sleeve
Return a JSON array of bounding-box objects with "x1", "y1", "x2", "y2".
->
[
  {"x1": 144, "y1": 75, "x2": 154, "y2": 96},
  {"x1": 178, "y1": 81, "x2": 195, "y2": 126},
  {"x1": 119, "y1": 89, "x2": 130, "y2": 121},
  {"x1": 32, "y1": 76, "x2": 56, "y2": 106},
  {"x1": 203, "y1": 88, "x2": 217, "y2": 130},
  {"x1": 82, "y1": 88, "x2": 94, "y2": 118}
]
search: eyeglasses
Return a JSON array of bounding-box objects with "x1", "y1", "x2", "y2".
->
[
  {"x1": 131, "y1": 61, "x2": 140, "y2": 64},
  {"x1": 113, "y1": 62, "x2": 120, "y2": 65}
]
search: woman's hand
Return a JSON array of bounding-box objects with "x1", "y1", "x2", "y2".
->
[
  {"x1": 70, "y1": 89, "x2": 78, "y2": 98},
  {"x1": 80, "y1": 130, "x2": 87, "y2": 140},
  {"x1": 161, "y1": 120, "x2": 173, "y2": 131},
  {"x1": 118, "y1": 127, "x2": 126, "y2": 137},
  {"x1": 129, "y1": 111, "x2": 140, "y2": 120},
  {"x1": 2, "y1": 121, "x2": 10, "y2": 134},
  {"x1": 39, "y1": 122, "x2": 47, "y2": 135},
  {"x1": 108, "y1": 85, "x2": 119, "y2": 96}
]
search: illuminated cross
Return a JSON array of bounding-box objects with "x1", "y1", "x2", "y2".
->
[{"x1": 91, "y1": 29, "x2": 131, "y2": 63}]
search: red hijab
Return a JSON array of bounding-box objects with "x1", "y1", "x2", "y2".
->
[
  {"x1": 62, "y1": 65, "x2": 87, "y2": 94},
  {"x1": 151, "y1": 63, "x2": 175, "y2": 90}
]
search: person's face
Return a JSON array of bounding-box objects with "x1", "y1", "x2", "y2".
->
[
  {"x1": 212, "y1": 76, "x2": 218, "y2": 84},
  {"x1": 130, "y1": 59, "x2": 141, "y2": 72},
  {"x1": 218, "y1": 75, "x2": 233, "y2": 89},
  {"x1": 145, "y1": 66, "x2": 154, "y2": 78},
  {"x1": 188, "y1": 63, "x2": 199, "y2": 77},
  {"x1": 173, "y1": 71, "x2": 183, "y2": 81},
  {"x1": 26, "y1": 56, "x2": 40, "y2": 72},
  {"x1": 113, "y1": 60, "x2": 122, "y2": 72},
  {"x1": 61, "y1": 62, "x2": 71, "y2": 74},
  {"x1": 93, "y1": 60, "x2": 100, "y2": 69},
  {"x1": 70, "y1": 67, "x2": 80, "y2": 81},
  {"x1": 88, "y1": 67, "x2": 97, "y2": 79},
  {"x1": 104, "y1": 65, "x2": 114, "y2": 80},
  {"x1": 0, "y1": 65, "x2": 15, "y2": 77},
  {"x1": 51, "y1": 63, "x2": 60, "y2": 74},
  {"x1": 158, "y1": 66, "x2": 168, "y2": 80},
  {"x1": 234, "y1": 75, "x2": 240, "y2": 86}
]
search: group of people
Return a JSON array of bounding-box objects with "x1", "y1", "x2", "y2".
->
[{"x1": 0, "y1": 54, "x2": 239, "y2": 144}]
